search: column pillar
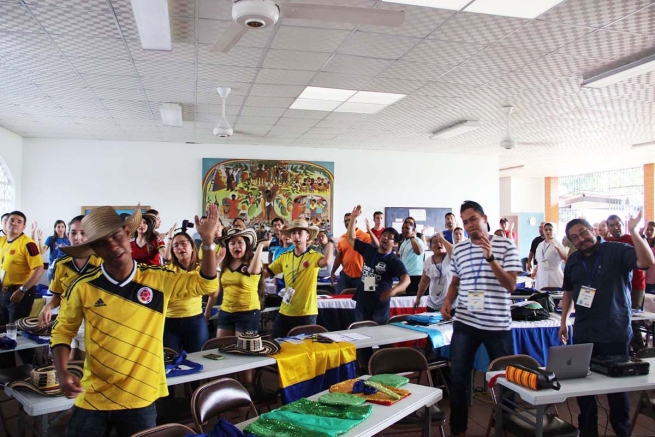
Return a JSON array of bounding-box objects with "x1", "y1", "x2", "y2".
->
[{"x1": 545, "y1": 177, "x2": 559, "y2": 224}]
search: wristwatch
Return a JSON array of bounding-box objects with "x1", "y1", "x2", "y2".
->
[
  {"x1": 18, "y1": 286, "x2": 27, "y2": 293},
  {"x1": 485, "y1": 254, "x2": 496, "y2": 263},
  {"x1": 201, "y1": 243, "x2": 216, "y2": 251}
]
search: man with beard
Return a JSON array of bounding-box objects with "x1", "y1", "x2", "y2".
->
[{"x1": 559, "y1": 212, "x2": 654, "y2": 437}]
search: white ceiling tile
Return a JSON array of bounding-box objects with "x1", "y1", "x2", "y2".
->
[
  {"x1": 497, "y1": 20, "x2": 593, "y2": 52},
  {"x1": 146, "y1": 89, "x2": 195, "y2": 103},
  {"x1": 310, "y1": 72, "x2": 372, "y2": 89},
  {"x1": 323, "y1": 54, "x2": 392, "y2": 76},
  {"x1": 401, "y1": 38, "x2": 485, "y2": 66},
  {"x1": 459, "y1": 45, "x2": 546, "y2": 72},
  {"x1": 359, "y1": 2, "x2": 455, "y2": 38},
  {"x1": 240, "y1": 106, "x2": 287, "y2": 117},
  {"x1": 141, "y1": 76, "x2": 196, "y2": 92},
  {"x1": 539, "y1": 0, "x2": 652, "y2": 28},
  {"x1": 262, "y1": 49, "x2": 331, "y2": 71},
  {"x1": 282, "y1": 108, "x2": 330, "y2": 119},
  {"x1": 70, "y1": 57, "x2": 136, "y2": 76},
  {"x1": 198, "y1": 18, "x2": 275, "y2": 48},
  {"x1": 432, "y1": 11, "x2": 528, "y2": 45},
  {"x1": 198, "y1": 63, "x2": 258, "y2": 83},
  {"x1": 272, "y1": 26, "x2": 351, "y2": 52},
  {"x1": 608, "y1": 4, "x2": 655, "y2": 35},
  {"x1": 52, "y1": 35, "x2": 130, "y2": 59},
  {"x1": 276, "y1": 117, "x2": 319, "y2": 128},
  {"x1": 197, "y1": 0, "x2": 233, "y2": 20},
  {"x1": 170, "y1": 16, "x2": 194, "y2": 43},
  {"x1": 361, "y1": 77, "x2": 427, "y2": 94},
  {"x1": 255, "y1": 68, "x2": 315, "y2": 85},
  {"x1": 414, "y1": 81, "x2": 472, "y2": 98},
  {"x1": 128, "y1": 40, "x2": 196, "y2": 63},
  {"x1": 198, "y1": 45, "x2": 265, "y2": 67},
  {"x1": 236, "y1": 115, "x2": 279, "y2": 126},
  {"x1": 0, "y1": 3, "x2": 43, "y2": 32},
  {"x1": 0, "y1": 31, "x2": 57, "y2": 55},
  {"x1": 135, "y1": 61, "x2": 195, "y2": 79},
  {"x1": 379, "y1": 60, "x2": 450, "y2": 82},
  {"x1": 30, "y1": 5, "x2": 121, "y2": 38},
  {"x1": 244, "y1": 96, "x2": 295, "y2": 108},
  {"x1": 81, "y1": 74, "x2": 141, "y2": 89},
  {"x1": 3, "y1": 52, "x2": 77, "y2": 74},
  {"x1": 557, "y1": 29, "x2": 655, "y2": 61},
  {"x1": 338, "y1": 31, "x2": 419, "y2": 60},
  {"x1": 249, "y1": 84, "x2": 304, "y2": 98}
]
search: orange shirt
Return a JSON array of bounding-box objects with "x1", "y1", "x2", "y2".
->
[{"x1": 336, "y1": 229, "x2": 371, "y2": 278}]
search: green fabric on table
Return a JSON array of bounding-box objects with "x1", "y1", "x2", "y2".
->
[
  {"x1": 284, "y1": 397, "x2": 371, "y2": 419},
  {"x1": 317, "y1": 393, "x2": 367, "y2": 407},
  {"x1": 367, "y1": 374, "x2": 409, "y2": 388},
  {"x1": 245, "y1": 417, "x2": 330, "y2": 437},
  {"x1": 260, "y1": 410, "x2": 362, "y2": 437}
]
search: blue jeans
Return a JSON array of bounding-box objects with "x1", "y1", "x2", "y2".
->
[
  {"x1": 65, "y1": 403, "x2": 157, "y2": 437},
  {"x1": 336, "y1": 272, "x2": 361, "y2": 294},
  {"x1": 163, "y1": 314, "x2": 208, "y2": 353},
  {"x1": 449, "y1": 321, "x2": 514, "y2": 434},
  {"x1": 272, "y1": 313, "x2": 317, "y2": 339},
  {"x1": 574, "y1": 338, "x2": 630, "y2": 437},
  {"x1": 355, "y1": 298, "x2": 390, "y2": 325},
  {"x1": 216, "y1": 309, "x2": 260, "y2": 332},
  {"x1": 0, "y1": 287, "x2": 35, "y2": 325}
]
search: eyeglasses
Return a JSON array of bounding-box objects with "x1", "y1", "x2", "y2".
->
[
  {"x1": 172, "y1": 241, "x2": 191, "y2": 249},
  {"x1": 568, "y1": 228, "x2": 591, "y2": 243}
]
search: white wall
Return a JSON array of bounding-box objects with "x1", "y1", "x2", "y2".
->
[
  {"x1": 499, "y1": 176, "x2": 545, "y2": 216},
  {"x1": 0, "y1": 126, "x2": 23, "y2": 211},
  {"x1": 499, "y1": 177, "x2": 512, "y2": 216},
  {"x1": 21, "y1": 139, "x2": 500, "y2": 237}
]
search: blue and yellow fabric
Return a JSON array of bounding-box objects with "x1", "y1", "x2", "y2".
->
[{"x1": 275, "y1": 340, "x2": 357, "y2": 404}]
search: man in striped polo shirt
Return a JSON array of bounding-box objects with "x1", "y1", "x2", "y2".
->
[{"x1": 441, "y1": 201, "x2": 522, "y2": 437}]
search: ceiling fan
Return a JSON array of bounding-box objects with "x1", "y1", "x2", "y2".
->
[
  {"x1": 500, "y1": 105, "x2": 554, "y2": 150},
  {"x1": 210, "y1": 0, "x2": 405, "y2": 53}
]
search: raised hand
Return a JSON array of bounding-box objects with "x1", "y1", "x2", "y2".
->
[
  {"x1": 628, "y1": 209, "x2": 643, "y2": 233},
  {"x1": 351, "y1": 205, "x2": 362, "y2": 219},
  {"x1": 196, "y1": 204, "x2": 219, "y2": 242},
  {"x1": 478, "y1": 234, "x2": 493, "y2": 258}
]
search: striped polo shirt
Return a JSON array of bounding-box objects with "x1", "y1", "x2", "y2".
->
[{"x1": 450, "y1": 236, "x2": 522, "y2": 330}]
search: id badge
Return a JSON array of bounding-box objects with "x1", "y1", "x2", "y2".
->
[
  {"x1": 283, "y1": 287, "x2": 295, "y2": 304},
  {"x1": 541, "y1": 259, "x2": 551, "y2": 270},
  {"x1": 468, "y1": 291, "x2": 485, "y2": 312},
  {"x1": 431, "y1": 283, "x2": 445, "y2": 298},
  {"x1": 363, "y1": 276, "x2": 376, "y2": 292},
  {"x1": 0, "y1": 268, "x2": 4, "y2": 284},
  {"x1": 577, "y1": 286, "x2": 596, "y2": 308}
]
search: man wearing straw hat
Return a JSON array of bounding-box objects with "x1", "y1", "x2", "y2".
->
[
  {"x1": 267, "y1": 219, "x2": 334, "y2": 338},
  {"x1": 50, "y1": 205, "x2": 220, "y2": 436}
]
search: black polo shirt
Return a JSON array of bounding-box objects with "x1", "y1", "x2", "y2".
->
[
  {"x1": 530, "y1": 236, "x2": 544, "y2": 263},
  {"x1": 562, "y1": 237, "x2": 637, "y2": 343}
]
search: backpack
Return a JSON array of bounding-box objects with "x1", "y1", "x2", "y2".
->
[
  {"x1": 511, "y1": 301, "x2": 550, "y2": 321},
  {"x1": 528, "y1": 292, "x2": 556, "y2": 313}
]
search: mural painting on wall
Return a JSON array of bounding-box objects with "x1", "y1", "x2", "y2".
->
[{"x1": 202, "y1": 158, "x2": 334, "y2": 234}]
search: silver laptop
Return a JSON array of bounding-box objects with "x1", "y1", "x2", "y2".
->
[{"x1": 546, "y1": 343, "x2": 593, "y2": 380}]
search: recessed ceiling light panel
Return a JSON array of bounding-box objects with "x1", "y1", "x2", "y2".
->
[
  {"x1": 297, "y1": 86, "x2": 357, "y2": 102},
  {"x1": 334, "y1": 102, "x2": 387, "y2": 114},
  {"x1": 463, "y1": 0, "x2": 565, "y2": 19},
  {"x1": 348, "y1": 91, "x2": 406, "y2": 105},
  {"x1": 381, "y1": 0, "x2": 470, "y2": 10},
  {"x1": 290, "y1": 99, "x2": 343, "y2": 111}
]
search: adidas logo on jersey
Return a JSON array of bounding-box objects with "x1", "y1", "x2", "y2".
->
[
  {"x1": 94, "y1": 298, "x2": 106, "y2": 307},
  {"x1": 63, "y1": 272, "x2": 68, "y2": 278}
]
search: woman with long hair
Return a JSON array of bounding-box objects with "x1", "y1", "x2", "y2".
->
[
  {"x1": 533, "y1": 223, "x2": 568, "y2": 290},
  {"x1": 164, "y1": 232, "x2": 219, "y2": 352},
  {"x1": 130, "y1": 213, "x2": 168, "y2": 265},
  {"x1": 34, "y1": 220, "x2": 70, "y2": 281},
  {"x1": 216, "y1": 228, "x2": 269, "y2": 338}
]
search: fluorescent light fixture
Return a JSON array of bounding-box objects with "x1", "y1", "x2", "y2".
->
[
  {"x1": 159, "y1": 103, "x2": 183, "y2": 127},
  {"x1": 348, "y1": 91, "x2": 406, "y2": 105},
  {"x1": 131, "y1": 0, "x2": 172, "y2": 51},
  {"x1": 290, "y1": 99, "x2": 343, "y2": 111},
  {"x1": 430, "y1": 120, "x2": 481, "y2": 139},
  {"x1": 582, "y1": 53, "x2": 655, "y2": 88},
  {"x1": 297, "y1": 86, "x2": 357, "y2": 101},
  {"x1": 632, "y1": 141, "x2": 655, "y2": 149},
  {"x1": 464, "y1": 0, "x2": 565, "y2": 19},
  {"x1": 500, "y1": 165, "x2": 525, "y2": 171},
  {"x1": 381, "y1": 0, "x2": 470, "y2": 9},
  {"x1": 334, "y1": 102, "x2": 386, "y2": 114}
]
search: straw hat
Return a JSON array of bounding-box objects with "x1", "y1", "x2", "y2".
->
[
  {"x1": 281, "y1": 219, "x2": 319, "y2": 240},
  {"x1": 61, "y1": 206, "x2": 142, "y2": 258},
  {"x1": 216, "y1": 228, "x2": 258, "y2": 251},
  {"x1": 219, "y1": 332, "x2": 280, "y2": 356},
  {"x1": 16, "y1": 317, "x2": 55, "y2": 336},
  {"x1": 8, "y1": 362, "x2": 85, "y2": 397}
]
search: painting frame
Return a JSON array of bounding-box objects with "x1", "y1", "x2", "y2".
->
[{"x1": 81, "y1": 205, "x2": 151, "y2": 216}]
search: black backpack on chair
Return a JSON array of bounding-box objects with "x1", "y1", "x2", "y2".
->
[
  {"x1": 528, "y1": 292, "x2": 556, "y2": 313},
  {"x1": 511, "y1": 301, "x2": 550, "y2": 321}
]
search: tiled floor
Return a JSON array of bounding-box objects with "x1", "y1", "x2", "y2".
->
[{"x1": 4, "y1": 371, "x2": 655, "y2": 436}]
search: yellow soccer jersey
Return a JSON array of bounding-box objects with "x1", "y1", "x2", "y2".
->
[
  {"x1": 165, "y1": 263, "x2": 211, "y2": 318},
  {"x1": 50, "y1": 261, "x2": 218, "y2": 411},
  {"x1": 0, "y1": 234, "x2": 44, "y2": 286},
  {"x1": 268, "y1": 249, "x2": 323, "y2": 317},
  {"x1": 220, "y1": 264, "x2": 261, "y2": 313},
  {"x1": 49, "y1": 255, "x2": 103, "y2": 296},
  {"x1": 197, "y1": 242, "x2": 222, "y2": 261}
]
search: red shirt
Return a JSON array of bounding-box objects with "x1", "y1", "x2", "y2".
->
[
  {"x1": 130, "y1": 237, "x2": 165, "y2": 266},
  {"x1": 370, "y1": 227, "x2": 385, "y2": 240},
  {"x1": 606, "y1": 234, "x2": 646, "y2": 290}
]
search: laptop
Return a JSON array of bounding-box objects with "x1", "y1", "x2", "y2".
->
[{"x1": 546, "y1": 343, "x2": 593, "y2": 380}]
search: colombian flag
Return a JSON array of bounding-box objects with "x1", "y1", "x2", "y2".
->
[{"x1": 276, "y1": 340, "x2": 357, "y2": 404}]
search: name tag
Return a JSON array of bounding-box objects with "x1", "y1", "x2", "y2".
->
[
  {"x1": 0, "y1": 268, "x2": 4, "y2": 283},
  {"x1": 431, "y1": 282, "x2": 445, "y2": 298},
  {"x1": 363, "y1": 275, "x2": 376, "y2": 292},
  {"x1": 577, "y1": 286, "x2": 596, "y2": 308},
  {"x1": 280, "y1": 287, "x2": 296, "y2": 305},
  {"x1": 541, "y1": 259, "x2": 551, "y2": 270},
  {"x1": 468, "y1": 291, "x2": 485, "y2": 312}
]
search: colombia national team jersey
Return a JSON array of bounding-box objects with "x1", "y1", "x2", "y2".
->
[
  {"x1": 0, "y1": 234, "x2": 43, "y2": 286},
  {"x1": 50, "y1": 261, "x2": 217, "y2": 411},
  {"x1": 49, "y1": 255, "x2": 103, "y2": 296},
  {"x1": 268, "y1": 249, "x2": 323, "y2": 316}
]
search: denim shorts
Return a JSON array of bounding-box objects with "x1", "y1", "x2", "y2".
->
[{"x1": 217, "y1": 309, "x2": 260, "y2": 332}]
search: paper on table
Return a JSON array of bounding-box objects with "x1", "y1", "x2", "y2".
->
[{"x1": 320, "y1": 332, "x2": 372, "y2": 342}]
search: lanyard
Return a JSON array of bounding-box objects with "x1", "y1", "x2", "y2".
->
[
  {"x1": 469, "y1": 241, "x2": 486, "y2": 288},
  {"x1": 431, "y1": 256, "x2": 443, "y2": 283},
  {"x1": 290, "y1": 250, "x2": 307, "y2": 287},
  {"x1": 582, "y1": 253, "x2": 601, "y2": 286},
  {"x1": 542, "y1": 243, "x2": 551, "y2": 258}
]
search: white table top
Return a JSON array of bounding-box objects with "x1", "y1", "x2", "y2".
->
[
  {"x1": 323, "y1": 325, "x2": 427, "y2": 349},
  {"x1": 485, "y1": 357, "x2": 655, "y2": 405},
  {"x1": 0, "y1": 334, "x2": 48, "y2": 354},
  {"x1": 5, "y1": 350, "x2": 276, "y2": 417},
  {"x1": 510, "y1": 293, "x2": 564, "y2": 300},
  {"x1": 632, "y1": 311, "x2": 655, "y2": 321},
  {"x1": 237, "y1": 378, "x2": 443, "y2": 437}
]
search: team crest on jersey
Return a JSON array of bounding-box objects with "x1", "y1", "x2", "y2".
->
[
  {"x1": 303, "y1": 261, "x2": 309, "y2": 268},
  {"x1": 137, "y1": 287, "x2": 153, "y2": 304},
  {"x1": 9, "y1": 250, "x2": 15, "y2": 255},
  {"x1": 241, "y1": 265, "x2": 248, "y2": 273},
  {"x1": 148, "y1": 244, "x2": 154, "y2": 252}
]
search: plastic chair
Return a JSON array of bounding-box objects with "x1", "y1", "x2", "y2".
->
[
  {"x1": 386, "y1": 314, "x2": 410, "y2": 324},
  {"x1": 348, "y1": 321, "x2": 378, "y2": 374},
  {"x1": 287, "y1": 324, "x2": 328, "y2": 336},
  {"x1": 201, "y1": 336, "x2": 237, "y2": 351},
  {"x1": 130, "y1": 423, "x2": 196, "y2": 437},
  {"x1": 485, "y1": 354, "x2": 578, "y2": 437},
  {"x1": 339, "y1": 287, "x2": 357, "y2": 295},
  {"x1": 0, "y1": 364, "x2": 33, "y2": 437},
  {"x1": 191, "y1": 377, "x2": 258, "y2": 432},
  {"x1": 630, "y1": 347, "x2": 655, "y2": 434},
  {"x1": 368, "y1": 347, "x2": 446, "y2": 437},
  {"x1": 347, "y1": 321, "x2": 378, "y2": 329}
]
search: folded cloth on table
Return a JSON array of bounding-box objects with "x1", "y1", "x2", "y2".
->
[
  {"x1": 0, "y1": 336, "x2": 17, "y2": 349},
  {"x1": 21, "y1": 331, "x2": 50, "y2": 344},
  {"x1": 329, "y1": 378, "x2": 410, "y2": 406},
  {"x1": 391, "y1": 322, "x2": 445, "y2": 348},
  {"x1": 406, "y1": 314, "x2": 442, "y2": 325},
  {"x1": 367, "y1": 374, "x2": 409, "y2": 388},
  {"x1": 164, "y1": 350, "x2": 203, "y2": 377}
]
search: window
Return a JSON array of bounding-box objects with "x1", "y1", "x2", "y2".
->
[{"x1": 0, "y1": 157, "x2": 15, "y2": 215}]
